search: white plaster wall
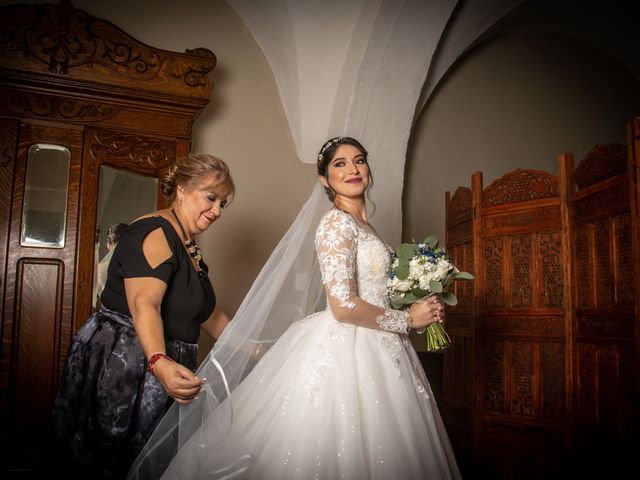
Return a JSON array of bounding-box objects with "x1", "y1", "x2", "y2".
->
[{"x1": 404, "y1": 30, "x2": 640, "y2": 245}]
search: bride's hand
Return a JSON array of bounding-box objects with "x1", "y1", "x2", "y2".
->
[{"x1": 408, "y1": 295, "x2": 444, "y2": 330}]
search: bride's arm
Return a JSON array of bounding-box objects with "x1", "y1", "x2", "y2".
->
[{"x1": 316, "y1": 210, "x2": 441, "y2": 333}]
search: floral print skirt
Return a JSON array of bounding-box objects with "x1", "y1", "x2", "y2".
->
[{"x1": 50, "y1": 305, "x2": 198, "y2": 479}]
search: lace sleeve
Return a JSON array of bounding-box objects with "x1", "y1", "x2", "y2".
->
[{"x1": 315, "y1": 210, "x2": 410, "y2": 334}]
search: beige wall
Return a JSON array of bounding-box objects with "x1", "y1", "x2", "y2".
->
[
  {"x1": 404, "y1": 30, "x2": 640, "y2": 246},
  {"x1": 5, "y1": 0, "x2": 317, "y2": 354}
]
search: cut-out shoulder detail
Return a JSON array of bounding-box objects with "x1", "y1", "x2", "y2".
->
[{"x1": 142, "y1": 227, "x2": 173, "y2": 269}]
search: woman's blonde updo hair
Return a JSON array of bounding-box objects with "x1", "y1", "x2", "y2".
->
[{"x1": 161, "y1": 153, "x2": 235, "y2": 204}]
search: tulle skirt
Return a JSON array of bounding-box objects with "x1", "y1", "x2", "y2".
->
[{"x1": 153, "y1": 310, "x2": 461, "y2": 480}]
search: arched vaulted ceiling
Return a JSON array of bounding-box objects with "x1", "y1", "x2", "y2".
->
[{"x1": 229, "y1": 0, "x2": 638, "y2": 244}]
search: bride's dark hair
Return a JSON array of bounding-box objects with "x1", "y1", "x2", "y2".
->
[{"x1": 316, "y1": 136, "x2": 375, "y2": 207}]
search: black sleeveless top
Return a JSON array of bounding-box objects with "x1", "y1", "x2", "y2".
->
[{"x1": 101, "y1": 216, "x2": 216, "y2": 344}]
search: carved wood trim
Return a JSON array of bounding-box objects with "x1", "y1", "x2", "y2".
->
[
  {"x1": 0, "y1": 87, "x2": 121, "y2": 122},
  {"x1": 482, "y1": 169, "x2": 558, "y2": 206},
  {"x1": 0, "y1": 1, "x2": 215, "y2": 98},
  {"x1": 89, "y1": 128, "x2": 176, "y2": 171},
  {"x1": 574, "y1": 143, "x2": 628, "y2": 190},
  {"x1": 447, "y1": 186, "x2": 472, "y2": 225}
]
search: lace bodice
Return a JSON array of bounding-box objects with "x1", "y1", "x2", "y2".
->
[{"x1": 315, "y1": 209, "x2": 410, "y2": 333}]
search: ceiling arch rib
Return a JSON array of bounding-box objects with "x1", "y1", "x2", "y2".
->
[{"x1": 227, "y1": 0, "x2": 525, "y2": 244}]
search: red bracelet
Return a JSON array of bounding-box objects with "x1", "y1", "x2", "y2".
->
[{"x1": 147, "y1": 353, "x2": 174, "y2": 374}]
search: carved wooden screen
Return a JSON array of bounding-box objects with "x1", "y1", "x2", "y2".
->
[
  {"x1": 563, "y1": 143, "x2": 640, "y2": 461},
  {"x1": 473, "y1": 169, "x2": 571, "y2": 478},
  {"x1": 445, "y1": 169, "x2": 573, "y2": 477},
  {"x1": 442, "y1": 187, "x2": 475, "y2": 475},
  {"x1": 444, "y1": 130, "x2": 640, "y2": 478}
]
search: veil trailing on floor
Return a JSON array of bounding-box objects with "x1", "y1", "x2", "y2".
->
[{"x1": 128, "y1": 183, "x2": 331, "y2": 479}]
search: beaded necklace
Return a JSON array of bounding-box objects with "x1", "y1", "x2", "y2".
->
[{"x1": 170, "y1": 208, "x2": 206, "y2": 278}]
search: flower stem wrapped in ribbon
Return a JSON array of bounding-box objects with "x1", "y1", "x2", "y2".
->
[{"x1": 387, "y1": 235, "x2": 474, "y2": 352}]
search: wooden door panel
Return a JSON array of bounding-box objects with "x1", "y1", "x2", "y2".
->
[
  {"x1": 0, "y1": 122, "x2": 82, "y2": 443},
  {"x1": 14, "y1": 259, "x2": 64, "y2": 434}
]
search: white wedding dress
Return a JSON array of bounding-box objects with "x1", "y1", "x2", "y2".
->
[{"x1": 157, "y1": 208, "x2": 461, "y2": 479}]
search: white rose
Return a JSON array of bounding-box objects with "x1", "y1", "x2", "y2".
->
[
  {"x1": 435, "y1": 258, "x2": 452, "y2": 280},
  {"x1": 390, "y1": 276, "x2": 414, "y2": 292},
  {"x1": 409, "y1": 264, "x2": 423, "y2": 279}
]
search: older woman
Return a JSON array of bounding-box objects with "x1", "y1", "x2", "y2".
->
[{"x1": 52, "y1": 153, "x2": 235, "y2": 479}]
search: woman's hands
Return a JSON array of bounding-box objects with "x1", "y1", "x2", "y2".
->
[
  {"x1": 152, "y1": 358, "x2": 204, "y2": 404},
  {"x1": 408, "y1": 295, "x2": 444, "y2": 330}
]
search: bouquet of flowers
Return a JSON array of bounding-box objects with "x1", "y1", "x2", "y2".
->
[{"x1": 387, "y1": 235, "x2": 473, "y2": 352}]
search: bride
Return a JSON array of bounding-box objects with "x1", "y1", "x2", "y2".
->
[{"x1": 129, "y1": 137, "x2": 461, "y2": 479}]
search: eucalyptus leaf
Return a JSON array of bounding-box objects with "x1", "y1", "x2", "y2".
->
[
  {"x1": 411, "y1": 288, "x2": 428, "y2": 299},
  {"x1": 397, "y1": 243, "x2": 419, "y2": 261},
  {"x1": 404, "y1": 292, "x2": 421, "y2": 302},
  {"x1": 390, "y1": 298, "x2": 403, "y2": 309},
  {"x1": 423, "y1": 235, "x2": 439, "y2": 248},
  {"x1": 429, "y1": 280, "x2": 443, "y2": 293},
  {"x1": 440, "y1": 291, "x2": 458, "y2": 306},
  {"x1": 453, "y1": 271, "x2": 474, "y2": 280},
  {"x1": 390, "y1": 295, "x2": 413, "y2": 309},
  {"x1": 396, "y1": 265, "x2": 410, "y2": 280}
]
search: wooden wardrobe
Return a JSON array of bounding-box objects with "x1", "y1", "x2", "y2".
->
[
  {"x1": 0, "y1": 1, "x2": 216, "y2": 470},
  {"x1": 443, "y1": 126, "x2": 640, "y2": 478}
]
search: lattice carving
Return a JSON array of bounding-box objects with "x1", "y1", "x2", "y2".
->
[
  {"x1": 444, "y1": 343, "x2": 456, "y2": 406},
  {"x1": 449, "y1": 243, "x2": 473, "y2": 313},
  {"x1": 484, "y1": 340, "x2": 505, "y2": 413},
  {"x1": 90, "y1": 129, "x2": 175, "y2": 170},
  {"x1": 446, "y1": 315, "x2": 472, "y2": 330},
  {"x1": 484, "y1": 238, "x2": 504, "y2": 309},
  {"x1": 597, "y1": 347, "x2": 618, "y2": 432},
  {"x1": 482, "y1": 169, "x2": 558, "y2": 206},
  {"x1": 0, "y1": 89, "x2": 120, "y2": 122},
  {"x1": 573, "y1": 181, "x2": 629, "y2": 224},
  {"x1": 447, "y1": 220, "x2": 472, "y2": 244},
  {"x1": 539, "y1": 232, "x2": 563, "y2": 307},
  {"x1": 464, "y1": 242, "x2": 473, "y2": 276},
  {"x1": 574, "y1": 143, "x2": 628, "y2": 190},
  {"x1": 511, "y1": 235, "x2": 532, "y2": 307},
  {"x1": 594, "y1": 219, "x2": 612, "y2": 308},
  {"x1": 483, "y1": 206, "x2": 559, "y2": 231},
  {"x1": 0, "y1": 1, "x2": 215, "y2": 93},
  {"x1": 574, "y1": 224, "x2": 594, "y2": 309},
  {"x1": 453, "y1": 334, "x2": 465, "y2": 404},
  {"x1": 619, "y1": 346, "x2": 640, "y2": 434},
  {"x1": 576, "y1": 314, "x2": 635, "y2": 338},
  {"x1": 511, "y1": 342, "x2": 534, "y2": 417},
  {"x1": 541, "y1": 342, "x2": 564, "y2": 420},
  {"x1": 447, "y1": 186, "x2": 472, "y2": 225},
  {"x1": 614, "y1": 213, "x2": 634, "y2": 306},
  {"x1": 463, "y1": 336, "x2": 473, "y2": 408},
  {"x1": 484, "y1": 315, "x2": 563, "y2": 337},
  {"x1": 577, "y1": 346, "x2": 597, "y2": 428},
  {"x1": 483, "y1": 421, "x2": 563, "y2": 444}
]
